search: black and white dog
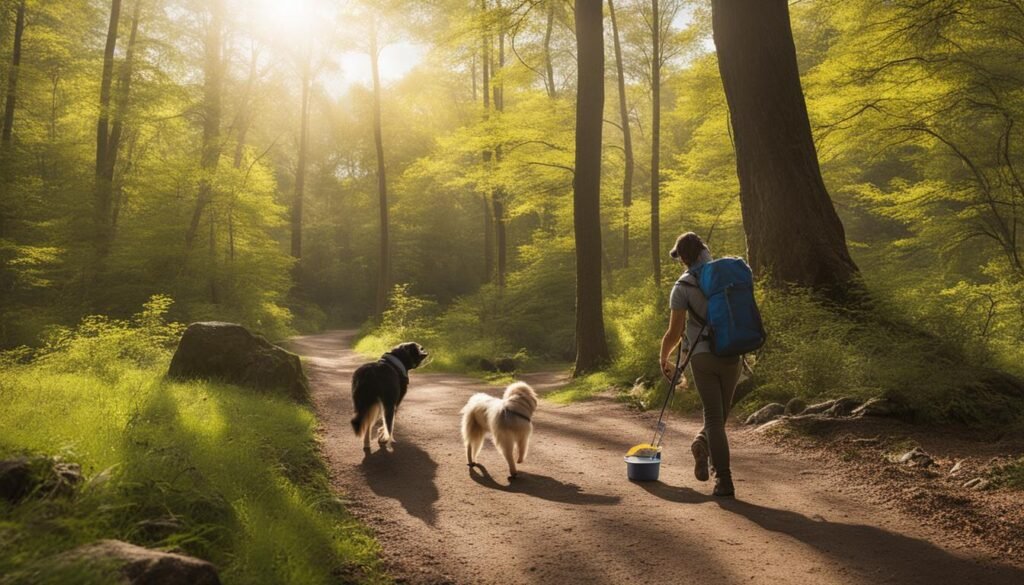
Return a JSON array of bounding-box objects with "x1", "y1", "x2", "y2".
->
[{"x1": 350, "y1": 342, "x2": 428, "y2": 451}]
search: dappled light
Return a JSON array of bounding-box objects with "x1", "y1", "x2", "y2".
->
[{"x1": 2, "y1": 0, "x2": 1023, "y2": 583}]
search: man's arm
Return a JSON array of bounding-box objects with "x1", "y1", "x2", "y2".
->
[{"x1": 660, "y1": 309, "x2": 686, "y2": 379}]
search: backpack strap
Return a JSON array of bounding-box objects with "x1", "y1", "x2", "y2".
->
[
  {"x1": 675, "y1": 266, "x2": 710, "y2": 338},
  {"x1": 676, "y1": 265, "x2": 708, "y2": 327}
]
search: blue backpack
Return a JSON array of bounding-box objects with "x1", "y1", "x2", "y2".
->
[{"x1": 679, "y1": 257, "x2": 766, "y2": 357}]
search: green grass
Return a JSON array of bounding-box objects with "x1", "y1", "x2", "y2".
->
[
  {"x1": 0, "y1": 363, "x2": 389, "y2": 585},
  {"x1": 991, "y1": 457, "x2": 1024, "y2": 490}
]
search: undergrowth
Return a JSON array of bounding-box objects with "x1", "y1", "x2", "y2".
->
[
  {"x1": 361, "y1": 280, "x2": 1024, "y2": 429},
  {"x1": 0, "y1": 297, "x2": 387, "y2": 585}
]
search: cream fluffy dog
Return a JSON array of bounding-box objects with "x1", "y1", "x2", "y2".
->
[{"x1": 460, "y1": 381, "x2": 538, "y2": 480}]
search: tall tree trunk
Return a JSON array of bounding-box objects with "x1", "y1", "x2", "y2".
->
[
  {"x1": 99, "y1": 0, "x2": 141, "y2": 253},
  {"x1": 544, "y1": 0, "x2": 556, "y2": 98},
  {"x1": 480, "y1": 0, "x2": 493, "y2": 283},
  {"x1": 370, "y1": 16, "x2": 390, "y2": 317},
  {"x1": 292, "y1": 55, "x2": 310, "y2": 259},
  {"x1": 711, "y1": 0, "x2": 860, "y2": 297},
  {"x1": 572, "y1": 0, "x2": 610, "y2": 375},
  {"x1": 493, "y1": 0, "x2": 506, "y2": 288},
  {"x1": 1, "y1": 0, "x2": 26, "y2": 146},
  {"x1": 96, "y1": 0, "x2": 122, "y2": 176},
  {"x1": 185, "y1": 0, "x2": 224, "y2": 250},
  {"x1": 649, "y1": 0, "x2": 661, "y2": 284},
  {"x1": 93, "y1": 0, "x2": 122, "y2": 262},
  {"x1": 608, "y1": 0, "x2": 632, "y2": 268},
  {"x1": 471, "y1": 54, "x2": 477, "y2": 103},
  {"x1": 482, "y1": 194, "x2": 493, "y2": 281},
  {"x1": 106, "y1": 0, "x2": 141, "y2": 178},
  {"x1": 233, "y1": 43, "x2": 259, "y2": 169}
]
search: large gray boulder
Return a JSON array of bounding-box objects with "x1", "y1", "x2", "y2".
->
[
  {"x1": 168, "y1": 322, "x2": 308, "y2": 400},
  {"x1": 52, "y1": 540, "x2": 221, "y2": 585}
]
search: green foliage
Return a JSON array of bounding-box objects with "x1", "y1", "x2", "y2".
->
[
  {"x1": 29, "y1": 295, "x2": 184, "y2": 381},
  {"x1": 745, "y1": 287, "x2": 1024, "y2": 426},
  {"x1": 0, "y1": 314, "x2": 387, "y2": 584},
  {"x1": 991, "y1": 457, "x2": 1024, "y2": 491}
]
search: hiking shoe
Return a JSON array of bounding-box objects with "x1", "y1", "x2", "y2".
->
[
  {"x1": 713, "y1": 473, "x2": 735, "y2": 498},
  {"x1": 691, "y1": 437, "x2": 710, "y2": 482}
]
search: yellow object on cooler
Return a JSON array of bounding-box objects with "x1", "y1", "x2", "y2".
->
[{"x1": 625, "y1": 443, "x2": 661, "y2": 459}]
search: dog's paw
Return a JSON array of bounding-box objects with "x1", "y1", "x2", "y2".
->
[{"x1": 508, "y1": 473, "x2": 518, "y2": 481}]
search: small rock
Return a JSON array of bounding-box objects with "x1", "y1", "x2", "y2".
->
[
  {"x1": 784, "y1": 397, "x2": 807, "y2": 416},
  {"x1": 745, "y1": 403, "x2": 786, "y2": 425},
  {"x1": 0, "y1": 458, "x2": 34, "y2": 503},
  {"x1": 494, "y1": 357, "x2": 517, "y2": 373},
  {"x1": 802, "y1": 399, "x2": 838, "y2": 415},
  {"x1": 899, "y1": 447, "x2": 934, "y2": 467},
  {"x1": 0, "y1": 456, "x2": 83, "y2": 504},
  {"x1": 963, "y1": 477, "x2": 983, "y2": 489},
  {"x1": 824, "y1": 398, "x2": 862, "y2": 418},
  {"x1": 949, "y1": 460, "x2": 965, "y2": 476},
  {"x1": 52, "y1": 539, "x2": 221, "y2": 585},
  {"x1": 852, "y1": 398, "x2": 903, "y2": 418}
]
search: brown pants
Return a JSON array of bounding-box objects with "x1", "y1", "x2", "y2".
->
[{"x1": 691, "y1": 352, "x2": 742, "y2": 475}]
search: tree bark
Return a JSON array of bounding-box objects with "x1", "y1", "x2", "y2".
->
[
  {"x1": 608, "y1": 0, "x2": 632, "y2": 268},
  {"x1": 649, "y1": 0, "x2": 661, "y2": 284},
  {"x1": 2, "y1": 0, "x2": 27, "y2": 146},
  {"x1": 96, "y1": 0, "x2": 122, "y2": 177},
  {"x1": 292, "y1": 55, "x2": 310, "y2": 259},
  {"x1": 493, "y1": 0, "x2": 506, "y2": 288},
  {"x1": 370, "y1": 16, "x2": 390, "y2": 317},
  {"x1": 572, "y1": 0, "x2": 611, "y2": 375},
  {"x1": 544, "y1": 0, "x2": 556, "y2": 98},
  {"x1": 185, "y1": 0, "x2": 224, "y2": 250},
  {"x1": 106, "y1": 0, "x2": 141, "y2": 179},
  {"x1": 233, "y1": 43, "x2": 259, "y2": 169},
  {"x1": 482, "y1": 194, "x2": 493, "y2": 282},
  {"x1": 711, "y1": 0, "x2": 861, "y2": 297},
  {"x1": 97, "y1": 0, "x2": 141, "y2": 254},
  {"x1": 480, "y1": 0, "x2": 493, "y2": 283}
]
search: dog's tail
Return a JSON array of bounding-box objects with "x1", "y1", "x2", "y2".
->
[
  {"x1": 460, "y1": 393, "x2": 491, "y2": 445},
  {"x1": 351, "y1": 400, "x2": 381, "y2": 436}
]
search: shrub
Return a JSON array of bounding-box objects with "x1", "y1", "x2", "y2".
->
[{"x1": 29, "y1": 295, "x2": 184, "y2": 382}]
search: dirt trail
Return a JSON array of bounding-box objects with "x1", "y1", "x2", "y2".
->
[{"x1": 289, "y1": 331, "x2": 1024, "y2": 585}]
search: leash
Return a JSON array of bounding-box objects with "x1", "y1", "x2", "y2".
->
[{"x1": 651, "y1": 324, "x2": 707, "y2": 447}]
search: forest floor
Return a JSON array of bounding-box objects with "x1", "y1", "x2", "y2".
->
[{"x1": 288, "y1": 330, "x2": 1024, "y2": 585}]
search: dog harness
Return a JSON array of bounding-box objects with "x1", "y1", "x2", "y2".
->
[
  {"x1": 502, "y1": 408, "x2": 532, "y2": 423},
  {"x1": 379, "y1": 353, "x2": 408, "y2": 380}
]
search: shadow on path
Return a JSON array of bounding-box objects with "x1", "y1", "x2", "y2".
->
[
  {"x1": 635, "y1": 480, "x2": 711, "y2": 504},
  {"x1": 642, "y1": 481, "x2": 1024, "y2": 585},
  {"x1": 469, "y1": 464, "x2": 621, "y2": 506},
  {"x1": 359, "y1": 440, "x2": 439, "y2": 526}
]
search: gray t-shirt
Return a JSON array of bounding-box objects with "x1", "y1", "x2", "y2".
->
[{"x1": 669, "y1": 269, "x2": 711, "y2": 355}]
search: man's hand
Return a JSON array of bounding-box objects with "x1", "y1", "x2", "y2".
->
[
  {"x1": 660, "y1": 357, "x2": 674, "y2": 381},
  {"x1": 661, "y1": 357, "x2": 690, "y2": 389}
]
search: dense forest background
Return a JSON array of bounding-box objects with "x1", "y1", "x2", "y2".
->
[{"x1": 1, "y1": 0, "x2": 1022, "y2": 396}]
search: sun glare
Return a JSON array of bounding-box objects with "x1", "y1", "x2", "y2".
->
[{"x1": 254, "y1": 0, "x2": 316, "y2": 38}]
